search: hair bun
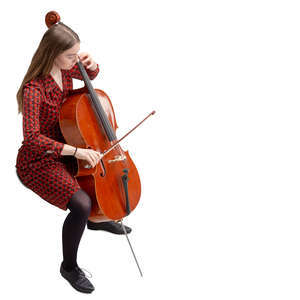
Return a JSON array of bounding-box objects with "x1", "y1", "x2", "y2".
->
[{"x1": 45, "y1": 11, "x2": 61, "y2": 28}]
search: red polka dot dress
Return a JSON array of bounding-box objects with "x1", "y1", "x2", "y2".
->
[{"x1": 15, "y1": 64, "x2": 100, "y2": 210}]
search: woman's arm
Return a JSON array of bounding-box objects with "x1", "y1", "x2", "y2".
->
[
  {"x1": 22, "y1": 82, "x2": 65, "y2": 159},
  {"x1": 68, "y1": 63, "x2": 100, "y2": 81},
  {"x1": 61, "y1": 144, "x2": 76, "y2": 156}
]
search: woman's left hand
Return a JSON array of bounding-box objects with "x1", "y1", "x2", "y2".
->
[{"x1": 77, "y1": 52, "x2": 97, "y2": 71}]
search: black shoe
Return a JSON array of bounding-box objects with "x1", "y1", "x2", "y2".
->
[
  {"x1": 87, "y1": 220, "x2": 132, "y2": 234},
  {"x1": 60, "y1": 262, "x2": 95, "y2": 293}
]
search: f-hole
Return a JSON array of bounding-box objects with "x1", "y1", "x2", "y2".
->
[{"x1": 100, "y1": 159, "x2": 106, "y2": 177}]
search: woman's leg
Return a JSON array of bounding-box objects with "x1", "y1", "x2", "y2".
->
[{"x1": 62, "y1": 189, "x2": 92, "y2": 271}]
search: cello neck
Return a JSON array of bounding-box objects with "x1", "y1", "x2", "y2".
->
[{"x1": 77, "y1": 61, "x2": 117, "y2": 142}]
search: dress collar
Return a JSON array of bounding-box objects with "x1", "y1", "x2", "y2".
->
[{"x1": 43, "y1": 70, "x2": 65, "y2": 95}]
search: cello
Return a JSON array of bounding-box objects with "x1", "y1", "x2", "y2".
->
[{"x1": 45, "y1": 11, "x2": 155, "y2": 276}]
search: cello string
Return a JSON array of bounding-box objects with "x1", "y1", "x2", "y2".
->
[
  {"x1": 77, "y1": 59, "x2": 116, "y2": 140},
  {"x1": 120, "y1": 220, "x2": 143, "y2": 277}
]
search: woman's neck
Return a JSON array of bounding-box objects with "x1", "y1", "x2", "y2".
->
[{"x1": 50, "y1": 64, "x2": 61, "y2": 76}]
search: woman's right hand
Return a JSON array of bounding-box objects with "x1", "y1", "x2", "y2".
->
[{"x1": 74, "y1": 148, "x2": 103, "y2": 168}]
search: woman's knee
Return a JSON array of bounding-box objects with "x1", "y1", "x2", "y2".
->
[{"x1": 67, "y1": 189, "x2": 92, "y2": 217}]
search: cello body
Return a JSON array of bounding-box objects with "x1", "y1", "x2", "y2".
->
[{"x1": 59, "y1": 86, "x2": 141, "y2": 222}]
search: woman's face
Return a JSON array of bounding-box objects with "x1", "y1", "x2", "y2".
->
[{"x1": 53, "y1": 42, "x2": 80, "y2": 70}]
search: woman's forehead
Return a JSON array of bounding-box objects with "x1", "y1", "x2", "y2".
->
[{"x1": 65, "y1": 43, "x2": 80, "y2": 55}]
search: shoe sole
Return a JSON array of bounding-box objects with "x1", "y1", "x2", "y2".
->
[
  {"x1": 87, "y1": 225, "x2": 132, "y2": 234},
  {"x1": 60, "y1": 272, "x2": 94, "y2": 293}
]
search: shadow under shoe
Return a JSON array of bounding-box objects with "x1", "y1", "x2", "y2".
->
[
  {"x1": 60, "y1": 262, "x2": 95, "y2": 293},
  {"x1": 87, "y1": 220, "x2": 132, "y2": 234}
]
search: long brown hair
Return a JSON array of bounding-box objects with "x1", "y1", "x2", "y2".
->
[{"x1": 16, "y1": 22, "x2": 80, "y2": 114}]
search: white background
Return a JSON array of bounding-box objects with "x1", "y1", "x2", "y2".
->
[{"x1": 1, "y1": 0, "x2": 300, "y2": 299}]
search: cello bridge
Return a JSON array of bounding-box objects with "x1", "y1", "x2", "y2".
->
[{"x1": 108, "y1": 155, "x2": 127, "y2": 163}]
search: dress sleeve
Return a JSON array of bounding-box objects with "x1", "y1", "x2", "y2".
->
[
  {"x1": 22, "y1": 82, "x2": 65, "y2": 159},
  {"x1": 68, "y1": 63, "x2": 100, "y2": 80}
]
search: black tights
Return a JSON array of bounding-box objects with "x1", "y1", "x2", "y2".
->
[{"x1": 62, "y1": 189, "x2": 92, "y2": 271}]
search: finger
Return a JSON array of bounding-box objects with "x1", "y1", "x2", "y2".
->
[
  {"x1": 78, "y1": 52, "x2": 88, "y2": 59},
  {"x1": 80, "y1": 55, "x2": 90, "y2": 63},
  {"x1": 82, "y1": 58, "x2": 92, "y2": 67},
  {"x1": 92, "y1": 153, "x2": 99, "y2": 164},
  {"x1": 81, "y1": 61, "x2": 91, "y2": 69},
  {"x1": 87, "y1": 155, "x2": 94, "y2": 167},
  {"x1": 79, "y1": 57, "x2": 89, "y2": 66},
  {"x1": 80, "y1": 56, "x2": 89, "y2": 62},
  {"x1": 88, "y1": 153, "x2": 96, "y2": 167},
  {"x1": 94, "y1": 150, "x2": 102, "y2": 156},
  {"x1": 86, "y1": 63, "x2": 94, "y2": 69},
  {"x1": 92, "y1": 150, "x2": 102, "y2": 160},
  {"x1": 97, "y1": 153, "x2": 102, "y2": 162},
  {"x1": 92, "y1": 154, "x2": 98, "y2": 166},
  {"x1": 86, "y1": 158, "x2": 94, "y2": 168},
  {"x1": 94, "y1": 153, "x2": 101, "y2": 164}
]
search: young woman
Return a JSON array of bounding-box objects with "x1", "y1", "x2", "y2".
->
[{"x1": 15, "y1": 21, "x2": 131, "y2": 294}]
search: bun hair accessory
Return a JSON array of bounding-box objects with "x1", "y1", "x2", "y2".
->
[{"x1": 45, "y1": 11, "x2": 61, "y2": 28}]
